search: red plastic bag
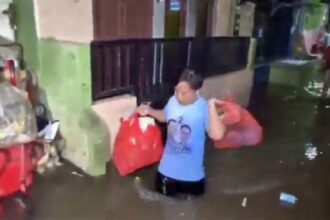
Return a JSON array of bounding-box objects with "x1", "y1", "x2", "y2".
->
[
  {"x1": 113, "y1": 113, "x2": 163, "y2": 176},
  {"x1": 213, "y1": 101, "x2": 263, "y2": 149},
  {"x1": 310, "y1": 43, "x2": 324, "y2": 55}
]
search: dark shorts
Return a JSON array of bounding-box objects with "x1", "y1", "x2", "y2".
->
[{"x1": 155, "y1": 171, "x2": 205, "y2": 197}]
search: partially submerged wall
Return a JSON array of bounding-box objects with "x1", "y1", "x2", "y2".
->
[
  {"x1": 14, "y1": 0, "x2": 108, "y2": 176},
  {"x1": 92, "y1": 95, "x2": 137, "y2": 161},
  {"x1": 37, "y1": 40, "x2": 108, "y2": 175}
]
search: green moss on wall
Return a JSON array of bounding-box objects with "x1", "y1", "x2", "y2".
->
[
  {"x1": 38, "y1": 39, "x2": 108, "y2": 176},
  {"x1": 13, "y1": 0, "x2": 108, "y2": 176}
]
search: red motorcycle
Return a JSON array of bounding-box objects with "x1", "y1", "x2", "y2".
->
[
  {"x1": 0, "y1": 60, "x2": 36, "y2": 215},
  {"x1": 0, "y1": 144, "x2": 34, "y2": 210}
]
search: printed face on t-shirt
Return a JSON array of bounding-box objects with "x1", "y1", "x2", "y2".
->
[
  {"x1": 166, "y1": 116, "x2": 192, "y2": 154},
  {"x1": 180, "y1": 125, "x2": 191, "y2": 146}
]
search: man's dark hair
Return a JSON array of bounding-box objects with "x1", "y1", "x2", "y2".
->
[{"x1": 178, "y1": 68, "x2": 204, "y2": 90}]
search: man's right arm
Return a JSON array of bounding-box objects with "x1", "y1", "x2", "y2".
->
[
  {"x1": 136, "y1": 104, "x2": 166, "y2": 123},
  {"x1": 149, "y1": 108, "x2": 166, "y2": 123}
]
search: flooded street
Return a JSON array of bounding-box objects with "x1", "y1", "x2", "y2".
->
[{"x1": 3, "y1": 84, "x2": 330, "y2": 220}]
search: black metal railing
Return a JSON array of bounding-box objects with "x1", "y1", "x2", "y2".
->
[{"x1": 91, "y1": 37, "x2": 250, "y2": 103}]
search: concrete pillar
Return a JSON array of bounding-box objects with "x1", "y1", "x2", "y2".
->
[
  {"x1": 185, "y1": 0, "x2": 197, "y2": 37},
  {"x1": 209, "y1": 0, "x2": 236, "y2": 37},
  {"x1": 23, "y1": 0, "x2": 106, "y2": 176},
  {"x1": 239, "y1": 2, "x2": 255, "y2": 37},
  {"x1": 153, "y1": 0, "x2": 166, "y2": 38}
]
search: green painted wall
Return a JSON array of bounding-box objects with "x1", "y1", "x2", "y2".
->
[
  {"x1": 13, "y1": 0, "x2": 108, "y2": 176},
  {"x1": 38, "y1": 40, "x2": 108, "y2": 176},
  {"x1": 13, "y1": 0, "x2": 39, "y2": 72}
]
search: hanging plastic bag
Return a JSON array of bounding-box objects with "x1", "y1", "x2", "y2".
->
[
  {"x1": 113, "y1": 113, "x2": 163, "y2": 176},
  {"x1": 213, "y1": 101, "x2": 263, "y2": 149},
  {"x1": 310, "y1": 42, "x2": 325, "y2": 55},
  {"x1": 0, "y1": 83, "x2": 37, "y2": 149}
]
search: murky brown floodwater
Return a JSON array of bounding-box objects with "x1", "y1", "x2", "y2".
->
[{"x1": 2, "y1": 84, "x2": 330, "y2": 220}]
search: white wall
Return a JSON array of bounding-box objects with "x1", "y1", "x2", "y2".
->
[
  {"x1": 239, "y1": 2, "x2": 255, "y2": 37},
  {"x1": 152, "y1": 0, "x2": 165, "y2": 38},
  {"x1": 33, "y1": 0, "x2": 93, "y2": 43},
  {"x1": 92, "y1": 95, "x2": 137, "y2": 161},
  {"x1": 210, "y1": 0, "x2": 235, "y2": 36},
  {"x1": 185, "y1": 0, "x2": 197, "y2": 37},
  {"x1": 0, "y1": 0, "x2": 15, "y2": 41}
]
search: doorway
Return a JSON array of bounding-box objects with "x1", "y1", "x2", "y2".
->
[{"x1": 164, "y1": 0, "x2": 187, "y2": 38}]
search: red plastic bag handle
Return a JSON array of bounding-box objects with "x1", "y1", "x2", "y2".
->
[{"x1": 4, "y1": 60, "x2": 17, "y2": 87}]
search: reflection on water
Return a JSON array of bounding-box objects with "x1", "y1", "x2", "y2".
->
[{"x1": 304, "y1": 143, "x2": 318, "y2": 160}]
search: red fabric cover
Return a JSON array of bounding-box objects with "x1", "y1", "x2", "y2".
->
[
  {"x1": 0, "y1": 144, "x2": 34, "y2": 197},
  {"x1": 113, "y1": 113, "x2": 163, "y2": 176},
  {"x1": 3, "y1": 60, "x2": 17, "y2": 87}
]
